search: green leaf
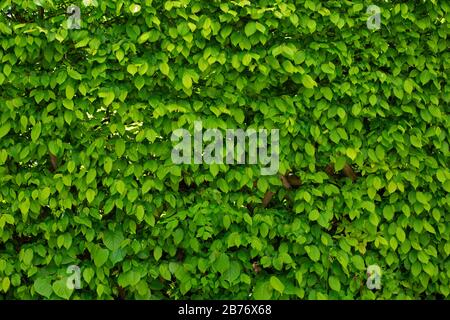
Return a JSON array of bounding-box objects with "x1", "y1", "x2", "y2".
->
[
  {"x1": 223, "y1": 215, "x2": 231, "y2": 229},
  {"x1": 142, "y1": 179, "x2": 152, "y2": 193},
  {"x1": 423, "y1": 263, "x2": 435, "y2": 276},
  {"x1": 321, "y1": 62, "x2": 334, "y2": 74},
  {"x1": 160, "y1": 62, "x2": 170, "y2": 76},
  {"x1": 383, "y1": 205, "x2": 394, "y2": 220},
  {"x1": 305, "y1": 245, "x2": 320, "y2": 262},
  {"x1": 269, "y1": 276, "x2": 285, "y2": 294},
  {"x1": 253, "y1": 281, "x2": 273, "y2": 299},
  {"x1": 93, "y1": 247, "x2": 109, "y2": 267},
  {"x1": 104, "y1": 157, "x2": 113, "y2": 173},
  {"x1": 103, "y1": 91, "x2": 115, "y2": 106},
  {"x1": 346, "y1": 148, "x2": 357, "y2": 161},
  {"x1": 39, "y1": 187, "x2": 51, "y2": 202},
  {"x1": 115, "y1": 139, "x2": 126, "y2": 157},
  {"x1": 86, "y1": 168, "x2": 96, "y2": 184},
  {"x1": 295, "y1": 271, "x2": 303, "y2": 286},
  {"x1": 321, "y1": 87, "x2": 333, "y2": 101},
  {"x1": 411, "y1": 262, "x2": 421, "y2": 277},
  {"x1": 136, "y1": 205, "x2": 145, "y2": 221},
  {"x1": 223, "y1": 261, "x2": 241, "y2": 283},
  {"x1": 127, "y1": 64, "x2": 137, "y2": 75},
  {"x1": 369, "y1": 212, "x2": 379, "y2": 226},
  {"x1": 257, "y1": 178, "x2": 269, "y2": 193},
  {"x1": 410, "y1": 135, "x2": 422, "y2": 148},
  {"x1": 159, "y1": 264, "x2": 171, "y2": 281},
  {"x1": 134, "y1": 76, "x2": 145, "y2": 90},
  {"x1": 0, "y1": 122, "x2": 11, "y2": 139},
  {"x1": 416, "y1": 191, "x2": 428, "y2": 204},
  {"x1": 308, "y1": 209, "x2": 319, "y2": 221},
  {"x1": 396, "y1": 227, "x2": 406, "y2": 242},
  {"x1": 307, "y1": 19, "x2": 316, "y2": 32},
  {"x1": 373, "y1": 177, "x2": 382, "y2": 190},
  {"x1": 305, "y1": 143, "x2": 315, "y2": 156},
  {"x1": 83, "y1": 268, "x2": 95, "y2": 284},
  {"x1": 420, "y1": 70, "x2": 431, "y2": 84},
  {"x1": 301, "y1": 74, "x2": 317, "y2": 88},
  {"x1": 403, "y1": 79, "x2": 414, "y2": 94},
  {"x1": 351, "y1": 255, "x2": 365, "y2": 270},
  {"x1": 245, "y1": 22, "x2": 257, "y2": 36},
  {"x1": 182, "y1": 73, "x2": 192, "y2": 89},
  {"x1": 232, "y1": 109, "x2": 245, "y2": 124},
  {"x1": 34, "y1": 278, "x2": 53, "y2": 298},
  {"x1": 328, "y1": 276, "x2": 341, "y2": 292},
  {"x1": 154, "y1": 246, "x2": 162, "y2": 261},
  {"x1": 116, "y1": 180, "x2": 126, "y2": 195},
  {"x1": 103, "y1": 230, "x2": 124, "y2": 251},
  {"x1": 62, "y1": 99, "x2": 74, "y2": 110},
  {"x1": 66, "y1": 84, "x2": 75, "y2": 99},
  {"x1": 2, "y1": 277, "x2": 10, "y2": 292},
  {"x1": 335, "y1": 156, "x2": 346, "y2": 171},
  {"x1": 375, "y1": 145, "x2": 385, "y2": 160},
  {"x1": 129, "y1": 3, "x2": 141, "y2": 13},
  {"x1": 137, "y1": 31, "x2": 151, "y2": 44},
  {"x1": 214, "y1": 253, "x2": 230, "y2": 274},
  {"x1": 173, "y1": 228, "x2": 184, "y2": 245},
  {"x1": 19, "y1": 199, "x2": 30, "y2": 216},
  {"x1": 86, "y1": 189, "x2": 96, "y2": 203},
  {"x1": 443, "y1": 181, "x2": 450, "y2": 193},
  {"x1": 52, "y1": 279, "x2": 72, "y2": 300},
  {"x1": 31, "y1": 122, "x2": 41, "y2": 142},
  {"x1": 67, "y1": 68, "x2": 82, "y2": 80}
]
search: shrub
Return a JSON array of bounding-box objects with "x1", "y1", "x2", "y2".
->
[{"x1": 0, "y1": 0, "x2": 449, "y2": 299}]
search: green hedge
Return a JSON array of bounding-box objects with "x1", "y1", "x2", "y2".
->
[{"x1": 0, "y1": 0, "x2": 449, "y2": 299}]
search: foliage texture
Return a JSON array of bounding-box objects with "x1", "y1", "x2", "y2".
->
[{"x1": 0, "y1": 0, "x2": 449, "y2": 299}]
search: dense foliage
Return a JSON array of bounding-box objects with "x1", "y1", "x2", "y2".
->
[{"x1": 0, "y1": 0, "x2": 449, "y2": 300}]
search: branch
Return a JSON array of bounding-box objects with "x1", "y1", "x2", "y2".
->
[
  {"x1": 262, "y1": 173, "x2": 302, "y2": 208},
  {"x1": 262, "y1": 191, "x2": 275, "y2": 208},
  {"x1": 343, "y1": 164, "x2": 357, "y2": 182}
]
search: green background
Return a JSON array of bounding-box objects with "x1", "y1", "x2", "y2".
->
[{"x1": 0, "y1": 0, "x2": 449, "y2": 299}]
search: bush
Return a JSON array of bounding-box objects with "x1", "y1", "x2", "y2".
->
[{"x1": 0, "y1": 0, "x2": 449, "y2": 299}]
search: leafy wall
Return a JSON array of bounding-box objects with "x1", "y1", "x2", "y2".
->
[{"x1": 0, "y1": 0, "x2": 449, "y2": 299}]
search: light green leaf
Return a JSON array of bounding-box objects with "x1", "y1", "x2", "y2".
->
[
  {"x1": 115, "y1": 139, "x2": 125, "y2": 157},
  {"x1": 52, "y1": 279, "x2": 72, "y2": 300},
  {"x1": 328, "y1": 276, "x2": 341, "y2": 292},
  {"x1": 86, "y1": 189, "x2": 96, "y2": 203},
  {"x1": 34, "y1": 278, "x2": 53, "y2": 298},
  {"x1": 104, "y1": 157, "x2": 113, "y2": 173},
  {"x1": 269, "y1": 276, "x2": 285, "y2": 294},
  {"x1": 160, "y1": 62, "x2": 170, "y2": 76},
  {"x1": 31, "y1": 122, "x2": 41, "y2": 142},
  {"x1": 245, "y1": 22, "x2": 257, "y2": 36},
  {"x1": 154, "y1": 246, "x2": 162, "y2": 261},
  {"x1": 306, "y1": 245, "x2": 320, "y2": 262},
  {"x1": 182, "y1": 73, "x2": 192, "y2": 89},
  {"x1": 302, "y1": 74, "x2": 317, "y2": 88},
  {"x1": 103, "y1": 230, "x2": 124, "y2": 251},
  {"x1": 66, "y1": 84, "x2": 75, "y2": 99},
  {"x1": 0, "y1": 122, "x2": 11, "y2": 139},
  {"x1": 253, "y1": 281, "x2": 273, "y2": 299},
  {"x1": 403, "y1": 79, "x2": 414, "y2": 94},
  {"x1": 93, "y1": 247, "x2": 109, "y2": 267},
  {"x1": 351, "y1": 255, "x2": 365, "y2": 270}
]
